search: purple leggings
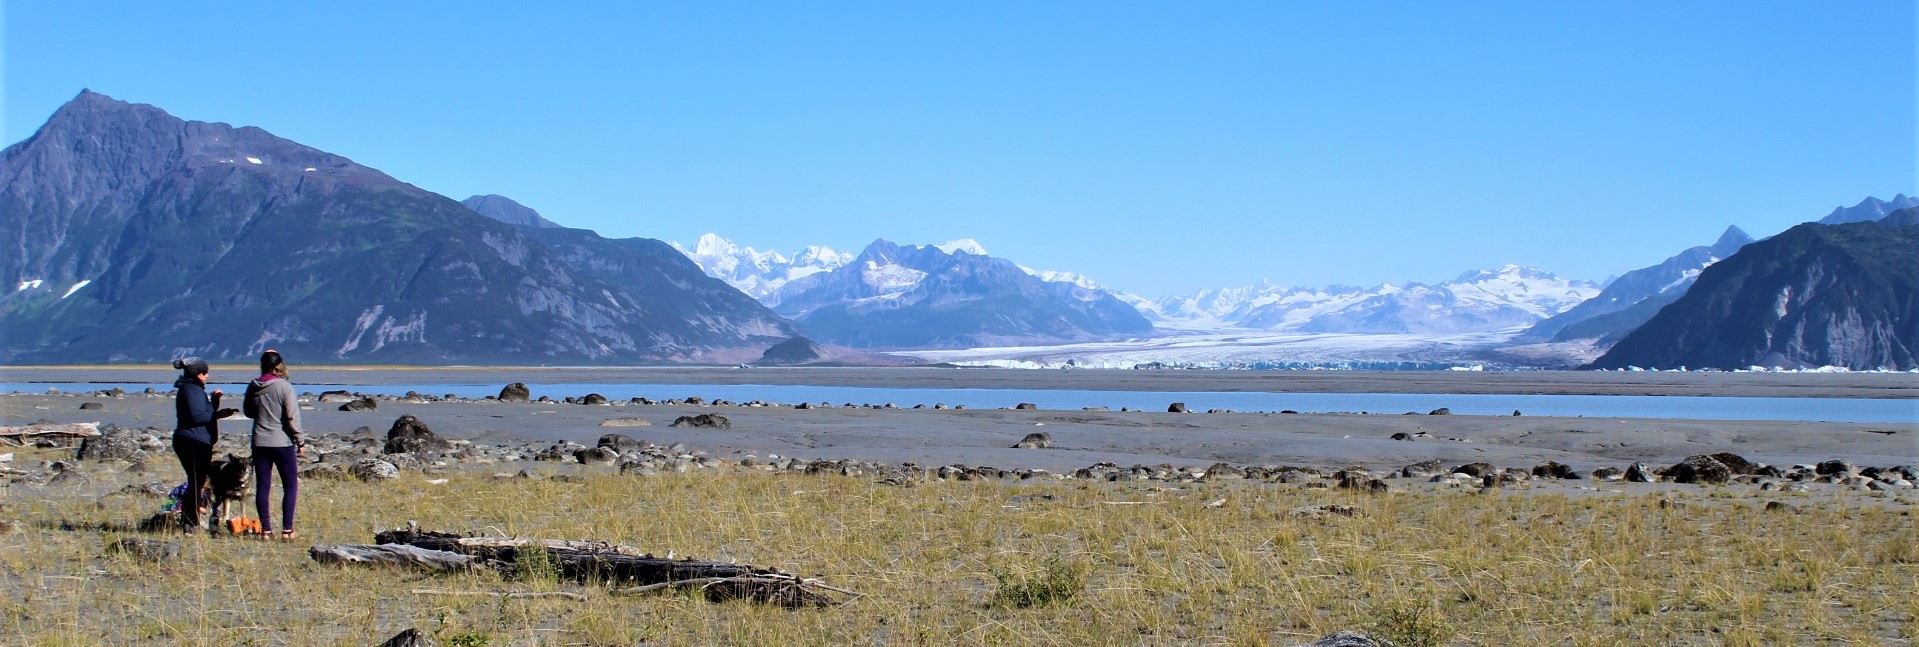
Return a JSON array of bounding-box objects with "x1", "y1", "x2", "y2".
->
[{"x1": 253, "y1": 446, "x2": 299, "y2": 532}]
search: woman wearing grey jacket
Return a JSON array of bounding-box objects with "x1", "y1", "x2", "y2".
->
[{"x1": 243, "y1": 350, "x2": 304, "y2": 540}]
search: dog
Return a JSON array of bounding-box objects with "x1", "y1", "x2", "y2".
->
[
  {"x1": 139, "y1": 453, "x2": 253, "y2": 533},
  {"x1": 204, "y1": 453, "x2": 252, "y2": 529}
]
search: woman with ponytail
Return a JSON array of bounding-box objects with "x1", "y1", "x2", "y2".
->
[
  {"x1": 171, "y1": 357, "x2": 235, "y2": 533},
  {"x1": 242, "y1": 350, "x2": 304, "y2": 540}
]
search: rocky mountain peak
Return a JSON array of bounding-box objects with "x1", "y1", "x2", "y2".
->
[{"x1": 461, "y1": 194, "x2": 562, "y2": 229}]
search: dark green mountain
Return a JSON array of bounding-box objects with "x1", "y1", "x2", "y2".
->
[
  {"x1": 0, "y1": 90, "x2": 794, "y2": 364},
  {"x1": 1588, "y1": 213, "x2": 1918, "y2": 370}
]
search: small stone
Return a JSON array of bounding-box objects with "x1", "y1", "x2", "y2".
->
[{"x1": 349, "y1": 458, "x2": 400, "y2": 482}]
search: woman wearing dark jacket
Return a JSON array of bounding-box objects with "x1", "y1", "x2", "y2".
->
[
  {"x1": 171, "y1": 357, "x2": 235, "y2": 533},
  {"x1": 244, "y1": 350, "x2": 304, "y2": 540}
]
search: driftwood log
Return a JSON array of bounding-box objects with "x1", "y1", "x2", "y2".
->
[
  {"x1": 310, "y1": 544, "x2": 478, "y2": 573},
  {"x1": 0, "y1": 422, "x2": 100, "y2": 446},
  {"x1": 371, "y1": 528, "x2": 857, "y2": 607}
]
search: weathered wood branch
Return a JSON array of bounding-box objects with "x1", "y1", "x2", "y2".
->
[
  {"x1": 374, "y1": 528, "x2": 858, "y2": 607},
  {"x1": 309, "y1": 544, "x2": 478, "y2": 573},
  {"x1": 410, "y1": 588, "x2": 589, "y2": 601}
]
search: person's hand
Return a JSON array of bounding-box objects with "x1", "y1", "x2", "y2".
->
[
  {"x1": 215, "y1": 408, "x2": 239, "y2": 419},
  {"x1": 296, "y1": 444, "x2": 307, "y2": 459}
]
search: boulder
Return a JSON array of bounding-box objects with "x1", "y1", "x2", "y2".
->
[
  {"x1": 580, "y1": 393, "x2": 608, "y2": 406},
  {"x1": 1450, "y1": 462, "x2": 1494, "y2": 478},
  {"x1": 1625, "y1": 462, "x2": 1657, "y2": 483},
  {"x1": 574, "y1": 447, "x2": 619, "y2": 465},
  {"x1": 1400, "y1": 459, "x2": 1445, "y2": 479},
  {"x1": 1709, "y1": 452, "x2": 1757, "y2": 475},
  {"x1": 382, "y1": 415, "x2": 449, "y2": 455},
  {"x1": 1670, "y1": 455, "x2": 1733, "y2": 484},
  {"x1": 1389, "y1": 432, "x2": 1413, "y2": 441},
  {"x1": 498, "y1": 383, "x2": 531, "y2": 402},
  {"x1": 1167, "y1": 402, "x2": 1188, "y2": 413},
  {"x1": 669, "y1": 413, "x2": 731, "y2": 429},
  {"x1": 1013, "y1": 432, "x2": 1053, "y2": 449},
  {"x1": 78, "y1": 402, "x2": 104, "y2": 411},
  {"x1": 1815, "y1": 460, "x2": 1854, "y2": 476},
  {"x1": 756, "y1": 336, "x2": 829, "y2": 366},
  {"x1": 597, "y1": 434, "x2": 650, "y2": 453},
  {"x1": 1333, "y1": 470, "x2": 1389, "y2": 493},
  {"x1": 1531, "y1": 461, "x2": 1577, "y2": 480},
  {"x1": 1014, "y1": 402, "x2": 1038, "y2": 410},
  {"x1": 1591, "y1": 466, "x2": 1624, "y2": 481},
  {"x1": 378, "y1": 628, "x2": 436, "y2": 647},
  {"x1": 338, "y1": 397, "x2": 378, "y2": 412},
  {"x1": 348, "y1": 458, "x2": 400, "y2": 482},
  {"x1": 78, "y1": 424, "x2": 152, "y2": 461},
  {"x1": 317, "y1": 390, "x2": 356, "y2": 403},
  {"x1": 1428, "y1": 407, "x2": 1452, "y2": 415}
]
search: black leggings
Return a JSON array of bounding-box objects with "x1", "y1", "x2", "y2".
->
[
  {"x1": 253, "y1": 446, "x2": 299, "y2": 532},
  {"x1": 171, "y1": 434, "x2": 213, "y2": 530}
]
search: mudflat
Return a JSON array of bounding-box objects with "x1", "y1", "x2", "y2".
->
[
  {"x1": 6, "y1": 367, "x2": 1914, "y2": 472},
  {"x1": 5, "y1": 365, "x2": 1919, "y2": 398}
]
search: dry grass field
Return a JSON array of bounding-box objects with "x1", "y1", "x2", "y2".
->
[{"x1": 2, "y1": 447, "x2": 1914, "y2": 647}]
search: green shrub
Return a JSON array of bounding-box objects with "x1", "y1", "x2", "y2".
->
[{"x1": 989, "y1": 554, "x2": 1088, "y2": 608}]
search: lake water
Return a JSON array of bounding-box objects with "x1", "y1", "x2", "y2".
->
[{"x1": 8, "y1": 381, "x2": 1917, "y2": 424}]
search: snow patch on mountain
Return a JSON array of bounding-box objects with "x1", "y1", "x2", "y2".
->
[
  {"x1": 672, "y1": 233, "x2": 853, "y2": 303},
  {"x1": 935, "y1": 239, "x2": 988, "y2": 256},
  {"x1": 1152, "y1": 266, "x2": 1599, "y2": 334},
  {"x1": 861, "y1": 261, "x2": 927, "y2": 292}
]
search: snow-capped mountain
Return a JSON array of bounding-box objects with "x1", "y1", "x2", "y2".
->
[
  {"x1": 771, "y1": 239, "x2": 1154, "y2": 349},
  {"x1": 1517, "y1": 225, "x2": 1753, "y2": 343},
  {"x1": 1153, "y1": 266, "x2": 1601, "y2": 334},
  {"x1": 671, "y1": 234, "x2": 853, "y2": 303}
]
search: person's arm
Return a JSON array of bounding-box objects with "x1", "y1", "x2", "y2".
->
[
  {"x1": 242, "y1": 383, "x2": 259, "y2": 420},
  {"x1": 281, "y1": 382, "x2": 303, "y2": 446}
]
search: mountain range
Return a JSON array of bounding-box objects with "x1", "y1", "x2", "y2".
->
[
  {"x1": 1516, "y1": 225, "x2": 1754, "y2": 344},
  {"x1": 768, "y1": 239, "x2": 1154, "y2": 348},
  {"x1": 1591, "y1": 210, "x2": 1917, "y2": 371},
  {"x1": 0, "y1": 90, "x2": 793, "y2": 363},
  {"x1": 1143, "y1": 266, "x2": 1601, "y2": 334}
]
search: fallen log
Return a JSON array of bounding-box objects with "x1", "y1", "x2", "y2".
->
[
  {"x1": 0, "y1": 422, "x2": 99, "y2": 446},
  {"x1": 411, "y1": 588, "x2": 589, "y2": 601},
  {"x1": 375, "y1": 528, "x2": 857, "y2": 607},
  {"x1": 309, "y1": 544, "x2": 478, "y2": 573}
]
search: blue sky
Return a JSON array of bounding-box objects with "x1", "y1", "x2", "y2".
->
[{"x1": 6, "y1": 2, "x2": 1914, "y2": 297}]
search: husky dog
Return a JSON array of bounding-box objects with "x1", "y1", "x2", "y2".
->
[{"x1": 204, "y1": 453, "x2": 252, "y2": 528}]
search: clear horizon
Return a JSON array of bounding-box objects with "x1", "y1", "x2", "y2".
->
[{"x1": 5, "y1": 3, "x2": 1914, "y2": 297}]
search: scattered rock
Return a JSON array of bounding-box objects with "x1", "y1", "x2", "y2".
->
[
  {"x1": 77, "y1": 424, "x2": 152, "y2": 461},
  {"x1": 300, "y1": 463, "x2": 349, "y2": 480},
  {"x1": 574, "y1": 447, "x2": 619, "y2": 465},
  {"x1": 1708, "y1": 452, "x2": 1757, "y2": 475},
  {"x1": 1531, "y1": 461, "x2": 1577, "y2": 480},
  {"x1": 78, "y1": 402, "x2": 104, "y2": 411},
  {"x1": 0, "y1": 519, "x2": 22, "y2": 534},
  {"x1": 1451, "y1": 462, "x2": 1494, "y2": 478},
  {"x1": 1298, "y1": 631, "x2": 1383, "y2": 647},
  {"x1": 1167, "y1": 402, "x2": 1188, "y2": 413},
  {"x1": 1815, "y1": 460, "x2": 1854, "y2": 476},
  {"x1": 378, "y1": 628, "x2": 437, "y2": 647},
  {"x1": 1389, "y1": 432, "x2": 1413, "y2": 442},
  {"x1": 383, "y1": 415, "x2": 448, "y2": 455},
  {"x1": 1428, "y1": 407, "x2": 1452, "y2": 416},
  {"x1": 1670, "y1": 455, "x2": 1733, "y2": 484},
  {"x1": 1014, "y1": 402, "x2": 1038, "y2": 410},
  {"x1": 1591, "y1": 466, "x2": 1624, "y2": 482},
  {"x1": 580, "y1": 393, "x2": 608, "y2": 406},
  {"x1": 349, "y1": 458, "x2": 400, "y2": 482},
  {"x1": 1013, "y1": 432, "x2": 1053, "y2": 449},
  {"x1": 1625, "y1": 462, "x2": 1657, "y2": 483},
  {"x1": 1286, "y1": 504, "x2": 1359, "y2": 519},
  {"x1": 599, "y1": 417, "x2": 651, "y2": 427},
  {"x1": 1333, "y1": 470, "x2": 1388, "y2": 493},
  {"x1": 669, "y1": 413, "x2": 731, "y2": 429},
  {"x1": 108, "y1": 538, "x2": 179, "y2": 562},
  {"x1": 1764, "y1": 501, "x2": 1799, "y2": 513},
  {"x1": 597, "y1": 434, "x2": 650, "y2": 453},
  {"x1": 1400, "y1": 459, "x2": 1445, "y2": 479},
  {"x1": 496, "y1": 383, "x2": 531, "y2": 402},
  {"x1": 317, "y1": 390, "x2": 356, "y2": 403},
  {"x1": 338, "y1": 397, "x2": 378, "y2": 412}
]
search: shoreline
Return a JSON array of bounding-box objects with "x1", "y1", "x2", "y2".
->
[{"x1": 2, "y1": 365, "x2": 1916, "y2": 399}]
